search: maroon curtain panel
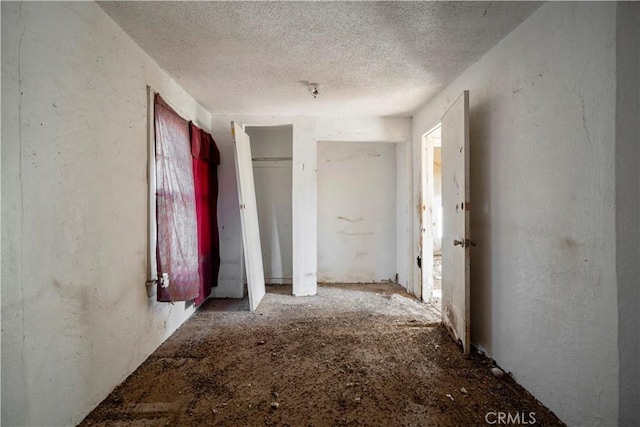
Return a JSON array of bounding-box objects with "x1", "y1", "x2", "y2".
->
[
  {"x1": 190, "y1": 123, "x2": 221, "y2": 307},
  {"x1": 154, "y1": 95, "x2": 200, "y2": 302}
]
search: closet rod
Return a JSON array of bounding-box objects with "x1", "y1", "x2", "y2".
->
[{"x1": 252, "y1": 157, "x2": 293, "y2": 161}]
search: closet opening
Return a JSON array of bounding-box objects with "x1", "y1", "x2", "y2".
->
[{"x1": 246, "y1": 125, "x2": 294, "y2": 289}]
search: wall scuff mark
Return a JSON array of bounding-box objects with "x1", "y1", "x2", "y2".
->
[{"x1": 337, "y1": 216, "x2": 363, "y2": 222}]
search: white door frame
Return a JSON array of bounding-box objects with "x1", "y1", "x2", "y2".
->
[
  {"x1": 420, "y1": 125, "x2": 441, "y2": 303},
  {"x1": 245, "y1": 124, "x2": 294, "y2": 286}
]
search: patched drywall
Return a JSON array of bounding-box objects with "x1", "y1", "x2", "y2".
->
[
  {"x1": 317, "y1": 141, "x2": 397, "y2": 283},
  {"x1": 247, "y1": 126, "x2": 293, "y2": 283},
  {"x1": 412, "y1": 3, "x2": 619, "y2": 425},
  {"x1": 1, "y1": 2, "x2": 212, "y2": 425},
  {"x1": 211, "y1": 116, "x2": 412, "y2": 298}
]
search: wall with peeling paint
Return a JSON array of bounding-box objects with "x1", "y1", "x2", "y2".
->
[
  {"x1": 412, "y1": 3, "x2": 625, "y2": 426},
  {"x1": 317, "y1": 141, "x2": 397, "y2": 283},
  {"x1": 1, "y1": 2, "x2": 212, "y2": 425},
  {"x1": 210, "y1": 115, "x2": 412, "y2": 298}
]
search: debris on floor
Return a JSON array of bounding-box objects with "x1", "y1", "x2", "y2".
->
[
  {"x1": 79, "y1": 283, "x2": 564, "y2": 426},
  {"x1": 491, "y1": 367, "x2": 506, "y2": 378}
]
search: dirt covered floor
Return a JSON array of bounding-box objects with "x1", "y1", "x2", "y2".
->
[{"x1": 80, "y1": 283, "x2": 564, "y2": 426}]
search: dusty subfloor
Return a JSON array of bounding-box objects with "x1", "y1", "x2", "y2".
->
[{"x1": 80, "y1": 283, "x2": 564, "y2": 426}]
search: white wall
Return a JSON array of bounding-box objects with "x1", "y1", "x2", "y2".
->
[
  {"x1": 614, "y1": 3, "x2": 640, "y2": 426},
  {"x1": 412, "y1": 3, "x2": 620, "y2": 425},
  {"x1": 1, "y1": 2, "x2": 212, "y2": 425},
  {"x1": 247, "y1": 126, "x2": 293, "y2": 283},
  {"x1": 317, "y1": 141, "x2": 397, "y2": 283},
  {"x1": 211, "y1": 115, "x2": 412, "y2": 297},
  {"x1": 247, "y1": 125, "x2": 293, "y2": 159},
  {"x1": 395, "y1": 140, "x2": 412, "y2": 290}
]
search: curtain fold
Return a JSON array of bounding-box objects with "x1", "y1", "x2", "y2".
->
[
  {"x1": 154, "y1": 95, "x2": 200, "y2": 302},
  {"x1": 190, "y1": 123, "x2": 221, "y2": 307}
]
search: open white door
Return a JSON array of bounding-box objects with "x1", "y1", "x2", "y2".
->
[
  {"x1": 441, "y1": 91, "x2": 471, "y2": 354},
  {"x1": 232, "y1": 122, "x2": 266, "y2": 311}
]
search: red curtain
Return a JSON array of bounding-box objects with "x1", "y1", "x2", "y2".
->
[
  {"x1": 154, "y1": 95, "x2": 200, "y2": 302},
  {"x1": 190, "y1": 123, "x2": 221, "y2": 306}
]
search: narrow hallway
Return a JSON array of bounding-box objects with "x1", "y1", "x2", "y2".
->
[{"x1": 80, "y1": 284, "x2": 563, "y2": 426}]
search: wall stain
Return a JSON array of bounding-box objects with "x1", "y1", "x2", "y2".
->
[
  {"x1": 337, "y1": 216, "x2": 363, "y2": 222},
  {"x1": 561, "y1": 236, "x2": 580, "y2": 250},
  {"x1": 572, "y1": 68, "x2": 592, "y2": 145}
]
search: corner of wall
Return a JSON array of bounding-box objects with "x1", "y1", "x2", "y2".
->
[{"x1": 615, "y1": 2, "x2": 640, "y2": 425}]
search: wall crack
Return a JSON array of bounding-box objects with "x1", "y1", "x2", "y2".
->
[{"x1": 573, "y1": 68, "x2": 592, "y2": 146}]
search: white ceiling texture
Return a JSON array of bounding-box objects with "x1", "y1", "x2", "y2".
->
[{"x1": 99, "y1": 1, "x2": 541, "y2": 117}]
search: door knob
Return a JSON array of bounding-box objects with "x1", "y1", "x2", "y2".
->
[{"x1": 454, "y1": 239, "x2": 465, "y2": 247}]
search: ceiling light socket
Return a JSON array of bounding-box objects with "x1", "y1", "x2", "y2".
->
[{"x1": 308, "y1": 83, "x2": 320, "y2": 98}]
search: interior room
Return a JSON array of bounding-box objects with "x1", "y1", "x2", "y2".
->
[{"x1": 1, "y1": 2, "x2": 638, "y2": 426}]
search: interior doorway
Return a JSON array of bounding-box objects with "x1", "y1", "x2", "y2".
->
[
  {"x1": 420, "y1": 126, "x2": 442, "y2": 307},
  {"x1": 246, "y1": 125, "x2": 293, "y2": 286}
]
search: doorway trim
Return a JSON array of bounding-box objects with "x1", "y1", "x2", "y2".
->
[
  {"x1": 300, "y1": 134, "x2": 410, "y2": 297},
  {"x1": 420, "y1": 124, "x2": 441, "y2": 303},
  {"x1": 246, "y1": 124, "x2": 294, "y2": 287},
  {"x1": 238, "y1": 122, "x2": 294, "y2": 296}
]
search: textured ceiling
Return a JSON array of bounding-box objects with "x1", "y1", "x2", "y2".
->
[{"x1": 99, "y1": 1, "x2": 541, "y2": 117}]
